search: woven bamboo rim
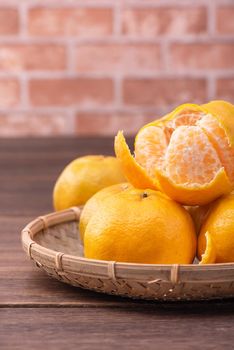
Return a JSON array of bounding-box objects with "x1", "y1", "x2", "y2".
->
[{"x1": 21, "y1": 207, "x2": 234, "y2": 286}]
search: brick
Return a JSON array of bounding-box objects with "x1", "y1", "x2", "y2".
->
[
  {"x1": 0, "y1": 112, "x2": 73, "y2": 136},
  {"x1": 216, "y1": 7, "x2": 234, "y2": 34},
  {"x1": 216, "y1": 79, "x2": 234, "y2": 102},
  {"x1": 0, "y1": 79, "x2": 19, "y2": 107},
  {"x1": 28, "y1": 8, "x2": 113, "y2": 37},
  {"x1": 122, "y1": 7, "x2": 207, "y2": 37},
  {"x1": 123, "y1": 78, "x2": 207, "y2": 107},
  {"x1": 0, "y1": 45, "x2": 66, "y2": 71},
  {"x1": 76, "y1": 112, "x2": 145, "y2": 135},
  {"x1": 0, "y1": 8, "x2": 18, "y2": 35},
  {"x1": 75, "y1": 44, "x2": 161, "y2": 73},
  {"x1": 29, "y1": 78, "x2": 113, "y2": 107},
  {"x1": 170, "y1": 43, "x2": 234, "y2": 70}
]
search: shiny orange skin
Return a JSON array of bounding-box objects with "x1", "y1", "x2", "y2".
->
[
  {"x1": 84, "y1": 188, "x2": 196, "y2": 264},
  {"x1": 53, "y1": 155, "x2": 126, "y2": 211}
]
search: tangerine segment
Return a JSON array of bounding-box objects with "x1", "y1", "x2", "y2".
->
[
  {"x1": 199, "y1": 231, "x2": 216, "y2": 264},
  {"x1": 114, "y1": 131, "x2": 157, "y2": 190},
  {"x1": 198, "y1": 114, "x2": 234, "y2": 183},
  {"x1": 166, "y1": 109, "x2": 203, "y2": 129},
  {"x1": 162, "y1": 103, "x2": 205, "y2": 126},
  {"x1": 135, "y1": 126, "x2": 168, "y2": 178},
  {"x1": 203, "y1": 100, "x2": 234, "y2": 146},
  {"x1": 135, "y1": 103, "x2": 203, "y2": 137},
  {"x1": 156, "y1": 167, "x2": 232, "y2": 206},
  {"x1": 164, "y1": 126, "x2": 222, "y2": 185}
]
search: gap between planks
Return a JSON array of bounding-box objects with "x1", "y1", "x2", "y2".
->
[
  {"x1": 1, "y1": 300, "x2": 234, "y2": 309},
  {"x1": 0, "y1": 301, "x2": 166, "y2": 309}
]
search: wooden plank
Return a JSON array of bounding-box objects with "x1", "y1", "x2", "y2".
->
[
  {"x1": 0, "y1": 137, "x2": 133, "y2": 215},
  {"x1": 1, "y1": 307, "x2": 234, "y2": 350},
  {"x1": 0, "y1": 180, "x2": 53, "y2": 216},
  {"x1": 0, "y1": 137, "x2": 133, "y2": 165},
  {"x1": 0, "y1": 269, "x2": 132, "y2": 307},
  {"x1": 0, "y1": 137, "x2": 133, "y2": 172},
  {"x1": 0, "y1": 137, "x2": 133, "y2": 156},
  {"x1": 0, "y1": 137, "x2": 126, "y2": 154}
]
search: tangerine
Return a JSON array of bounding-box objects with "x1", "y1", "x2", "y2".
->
[{"x1": 115, "y1": 101, "x2": 234, "y2": 205}]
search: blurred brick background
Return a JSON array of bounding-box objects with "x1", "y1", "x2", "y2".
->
[{"x1": 0, "y1": 0, "x2": 233, "y2": 136}]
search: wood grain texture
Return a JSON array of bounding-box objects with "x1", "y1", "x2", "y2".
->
[
  {"x1": 0, "y1": 137, "x2": 133, "y2": 215},
  {"x1": 0, "y1": 137, "x2": 233, "y2": 350},
  {"x1": 1, "y1": 307, "x2": 234, "y2": 350}
]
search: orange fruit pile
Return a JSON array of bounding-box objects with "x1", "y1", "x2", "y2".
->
[
  {"x1": 113, "y1": 100, "x2": 234, "y2": 264},
  {"x1": 54, "y1": 100, "x2": 234, "y2": 265},
  {"x1": 115, "y1": 101, "x2": 234, "y2": 205}
]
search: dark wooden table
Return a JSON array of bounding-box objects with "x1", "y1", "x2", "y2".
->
[{"x1": 1, "y1": 137, "x2": 234, "y2": 350}]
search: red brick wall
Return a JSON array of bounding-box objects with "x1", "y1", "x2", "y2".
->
[{"x1": 0, "y1": 0, "x2": 233, "y2": 136}]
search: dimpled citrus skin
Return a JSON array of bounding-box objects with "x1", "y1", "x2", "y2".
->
[
  {"x1": 115, "y1": 101, "x2": 234, "y2": 206},
  {"x1": 53, "y1": 155, "x2": 126, "y2": 211},
  {"x1": 84, "y1": 188, "x2": 196, "y2": 264},
  {"x1": 79, "y1": 182, "x2": 131, "y2": 241},
  {"x1": 198, "y1": 193, "x2": 234, "y2": 263}
]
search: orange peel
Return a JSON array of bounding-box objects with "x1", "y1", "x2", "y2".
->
[
  {"x1": 199, "y1": 231, "x2": 216, "y2": 264},
  {"x1": 156, "y1": 168, "x2": 232, "y2": 206},
  {"x1": 198, "y1": 192, "x2": 234, "y2": 263},
  {"x1": 114, "y1": 131, "x2": 157, "y2": 190}
]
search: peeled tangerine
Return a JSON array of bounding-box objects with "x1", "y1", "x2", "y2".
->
[
  {"x1": 198, "y1": 193, "x2": 234, "y2": 264},
  {"x1": 115, "y1": 100, "x2": 234, "y2": 205},
  {"x1": 83, "y1": 187, "x2": 196, "y2": 264}
]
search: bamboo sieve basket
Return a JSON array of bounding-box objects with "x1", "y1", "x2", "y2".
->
[{"x1": 21, "y1": 207, "x2": 234, "y2": 301}]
